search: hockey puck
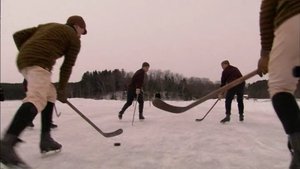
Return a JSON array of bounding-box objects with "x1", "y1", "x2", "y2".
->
[{"x1": 114, "y1": 142, "x2": 121, "y2": 146}]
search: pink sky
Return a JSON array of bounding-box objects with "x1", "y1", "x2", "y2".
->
[{"x1": 1, "y1": 0, "x2": 264, "y2": 83}]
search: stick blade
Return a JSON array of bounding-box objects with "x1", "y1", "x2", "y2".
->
[
  {"x1": 152, "y1": 70, "x2": 258, "y2": 114},
  {"x1": 102, "y1": 128, "x2": 123, "y2": 138},
  {"x1": 195, "y1": 118, "x2": 204, "y2": 122},
  {"x1": 152, "y1": 99, "x2": 188, "y2": 113}
]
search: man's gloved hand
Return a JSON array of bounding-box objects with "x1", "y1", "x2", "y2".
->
[
  {"x1": 218, "y1": 93, "x2": 223, "y2": 100},
  {"x1": 57, "y1": 89, "x2": 67, "y2": 103},
  {"x1": 257, "y1": 50, "x2": 270, "y2": 77},
  {"x1": 136, "y1": 88, "x2": 141, "y2": 95}
]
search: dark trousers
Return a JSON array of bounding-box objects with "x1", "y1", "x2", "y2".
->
[
  {"x1": 120, "y1": 89, "x2": 144, "y2": 115},
  {"x1": 225, "y1": 85, "x2": 244, "y2": 116}
]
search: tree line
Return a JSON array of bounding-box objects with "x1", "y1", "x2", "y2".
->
[{"x1": 1, "y1": 69, "x2": 300, "y2": 101}]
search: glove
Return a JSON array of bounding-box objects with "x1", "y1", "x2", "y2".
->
[
  {"x1": 257, "y1": 50, "x2": 270, "y2": 77},
  {"x1": 136, "y1": 88, "x2": 141, "y2": 95},
  {"x1": 218, "y1": 93, "x2": 223, "y2": 100},
  {"x1": 57, "y1": 89, "x2": 67, "y2": 103}
]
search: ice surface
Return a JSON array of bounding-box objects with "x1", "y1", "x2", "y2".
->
[{"x1": 0, "y1": 99, "x2": 291, "y2": 169}]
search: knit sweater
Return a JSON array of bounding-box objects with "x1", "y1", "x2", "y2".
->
[
  {"x1": 260, "y1": 0, "x2": 300, "y2": 53},
  {"x1": 13, "y1": 23, "x2": 81, "y2": 90}
]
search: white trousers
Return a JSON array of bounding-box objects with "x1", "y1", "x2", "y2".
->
[
  {"x1": 21, "y1": 66, "x2": 56, "y2": 112},
  {"x1": 268, "y1": 14, "x2": 300, "y2": 97}
]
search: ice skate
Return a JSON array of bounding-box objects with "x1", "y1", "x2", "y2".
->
[
  {"x1": 239, "y1": 114, "x2": 244, "y2": 122},
  {"x1": 139, "y1": 114, "x2": 145, "y2": 120},
  {"x1": 220, "y1": 115, "x2": 230, "y2": 123},
  {"x1": 0, "y1": 134, "x2": 31, "y2": 169},
  {"x1": 289, "y1": 133, "x2": 300, "y2": 169},
  {"x1": 50, "y1": 123, "x2": 57, "y2": 129},
  {"x1": 40, "y1": 133, "x2": 62, "y2": 154},
  {"x1": 27, "y1": 122, "x2": 34, "y2": 128}
]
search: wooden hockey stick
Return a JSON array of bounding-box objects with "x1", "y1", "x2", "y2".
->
[
  {"x1": 131, "y1": 98, "x2": 138, "y2": 126},
  {"x1": 152, "y1": 69, "x2": 258, "y2": 113},
  {"x1": 66, "y1": 100, "x2": 123, "y2": 138},
  {"x1": 195, "y1": 98, "x2": 220, "y2": 122}
]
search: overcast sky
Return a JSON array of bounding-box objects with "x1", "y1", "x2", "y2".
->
[{"x1": 1, "y1": 0, "x2": 265, "y2": 83}]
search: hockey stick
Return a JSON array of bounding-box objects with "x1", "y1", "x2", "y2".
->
[
  {"x1": 66, "y1": 100, "x2": 123, "y2": 138},
  {"x1": 131, "y1": 98, "x2": 138, "y2": 126},
  {"x1": 152, "y1": 69, "x2": 258, "y2": 113},
  {"x1": 54, "y1": 105, "x2": 61, "y2": 117},
  {"x1": 195, "y1": 99, "x2": 220, "y2": 122}
]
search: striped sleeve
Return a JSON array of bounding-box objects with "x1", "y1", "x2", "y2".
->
[
  {"x1": 58, "y1": 35, "x2": 81, "y2": 90},
  {"x1": 259, "y1": 0, "x2": 278, "y2": 55}
]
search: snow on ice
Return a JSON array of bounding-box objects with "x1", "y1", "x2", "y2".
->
[{"x1": 0, "y1": 99, "x2": 291, "y2": 169}]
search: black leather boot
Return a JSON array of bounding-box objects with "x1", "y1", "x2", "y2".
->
[
  {"x1": 289, "y1": 133, "x2": 300, "y2": 169},
  {"x1": 239, "y1": 114, "x2": 244, "y2": 121},
  {"x1": 139, "y1": 113, "x2": 145, "y2": 120},
  {"x1": 0, "y1": 134, "x2": 30, "y2": 168},
  {"x1": 0, "y1": 102, "x2": 37, "y2": 169},
  {"x1": 220, "y1": 115, "x2": 230, "y2": 123}
]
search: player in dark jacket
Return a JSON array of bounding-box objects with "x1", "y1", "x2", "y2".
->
[
  {"x1": 219, "y1": 60, "x2": 245, "y2": 123},
  {"x1": 118, "y1": 62, "x2": 150, "y2": 120}
]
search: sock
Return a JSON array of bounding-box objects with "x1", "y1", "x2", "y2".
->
[
  {"x1": 41, "y1": 102, "x2": 54, "y2": 133},
  {"x1": 272, "y1": 92, "x2": 300, "y2": 134},
  {"x1": 6, "y1": 102, "x2": 38, "y2": 136}
]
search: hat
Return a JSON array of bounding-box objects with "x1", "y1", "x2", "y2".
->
[{"x1": 66, "y1": 15, "x2": 87, "y2": 35}]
